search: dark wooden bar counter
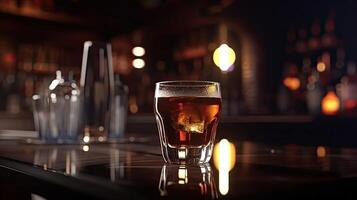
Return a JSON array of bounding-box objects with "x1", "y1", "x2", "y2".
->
[{"x1": 0, "y1": 131, "x2": 357, "y2": 199}]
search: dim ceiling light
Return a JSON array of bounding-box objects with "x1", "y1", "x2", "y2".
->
[
  {"x1": 213, "y1": 44, "x2": 236, "y2": 72},
  {"x1": 132, "y1": 46, "x2": 145, "y2": 57},
  {"x1": 132, "y1": 58, "x2": 145, "y2": 69}
]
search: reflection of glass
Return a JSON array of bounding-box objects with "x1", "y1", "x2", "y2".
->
[
  {"x1": 65, "y1": 150, "x2": 78, "y2": 176},
  {"x1": 213, "y1": 139, "x2": 236, "y2": 196},
  {"x1": 155, "y1": 81, "x2": 221, "y2": 165},
  {"x1": 80, "y1": 41, "x2": 115, "y2": 141},
  {"x1": 34, "y1": 148, "x2": 58, "y2": 170},
  {"x1": 159, "y1": 164, "x2": 217, "y2": 199},
  {"x1": 109, "y1": 148, "x2": 125, "y2": 182},
  {"x1": 33, "y1": 148, "x2": 79, "y2": 176}
]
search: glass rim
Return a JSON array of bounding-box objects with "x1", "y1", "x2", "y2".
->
[{"x1": 156, "y1": 81, "x2": 219, "y2": 87}]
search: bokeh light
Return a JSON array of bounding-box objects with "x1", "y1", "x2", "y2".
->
[
  {"x1": 82, "y1": 145, "x2": 89, "y2": 152},
  {"x1": 317, "y1": 61, "x2": 326, "y2": 72},
  {"x1": 83, "y1": 135, "x2": 90, "y2": 143},
  {"x1": 283, "y1": 77, "x2": 300, "y2": 90},
  {"x1": 132, "y1": 58, "x2": 145, "y2": 69},
  {"x1": 213, "y1": 44, "x2": 236, "y2": 72},
  {"x1": 321, "y1": 91, "x2": 340, "y2": 115},
  {"x1": 132, "y1": 46, "x2": 145, "y2": 57},
  {"x1": 316, "y1": 146, "x2": 326, "y2": 158}
]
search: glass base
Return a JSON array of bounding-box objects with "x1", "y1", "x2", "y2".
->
[{"x1": 161, "y1": 143, "x2": 213, "y2": 165}]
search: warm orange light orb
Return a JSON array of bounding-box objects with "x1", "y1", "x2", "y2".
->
[
  {"x1": 283, "y1": 77, "x2": 300, "y2": 90},
  {"x1": 317, "y1": 61, "x2": 326, "y2": 72},
  {"x1": 321, "y1": 91, "x2": 340, "y2": 115},
  {"x1": 213, "y1": 44, "x2": 236, "y2": 72},
  {"x1": 316, "y1": 146, "x2": 326, "y2": 158}
]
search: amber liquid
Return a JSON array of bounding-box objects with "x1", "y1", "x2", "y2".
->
[{"x1": 155, "y1": 97, "x2": 221, "y2": 148}]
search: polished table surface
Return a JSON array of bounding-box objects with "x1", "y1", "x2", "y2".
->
[{"x1": 0, "y1": 136, "x2": 357, "y2": 199}]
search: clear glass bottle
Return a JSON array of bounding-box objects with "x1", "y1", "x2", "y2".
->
[
  {"x1": 340, "y1": 61, "x2": 357, "y2": 113},
  {"x1": 109, "y1": 75, "x2": 128, "y2": 139},
  {"x1": 80, "y1": 41, "x2": 114, "y2": 141},
  {"x1": 306, "y1": 69, "x2": 323, "y2": 115},
  {"x1": 32, "y1": 76, "x2": 52, "y2": 142}
]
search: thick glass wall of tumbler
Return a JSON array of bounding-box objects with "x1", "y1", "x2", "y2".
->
[{"x1": 80, "y1": 41, "x2": 114, "y2": 140}]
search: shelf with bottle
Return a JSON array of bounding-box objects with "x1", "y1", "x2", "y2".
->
[
  {"x1": 280, "y1": 58, "x2": 357, "y2": 116},
  {"x1": 279, "y1": 12, "x2": 357, "y2": 116},
  {"x1": 17, "y1": 43, "x2": 82, "y2": 74},
  {"x1": 285, "y1": 15, "x2": 339, "y2": 57},
  {"x1": 337, "y1": 61, "x2": 357, "y2": 115},
  {"x1": 0, "y1": 40, "x2": 83, "y2": 112}
]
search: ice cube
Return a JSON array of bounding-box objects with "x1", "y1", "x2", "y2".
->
[
  {"x1": 172, "y1": 105, "x2": 206, "y2": 134},
  {"x1": 184, "y1": 121, "x2": 205, "y2": 133},
  {"x1": 176, "y1": 113, "x2": 205, "y2": 134}
]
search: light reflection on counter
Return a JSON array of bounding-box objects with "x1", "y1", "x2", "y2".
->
[
  {"x1": 213, "y1": 139, "x2": 236, "y2": 196},
  {"x1": 33, "y1": 148, "x2": 58, "y2": 170},
  {"x1": 65, "y1": 150, "x2": 78, "y2": 176},
  {"x1": 316, "y1": 146, "x2": 331, "y2": 171},
  {"x1": 32, "y1": 145, "x2": 134, "y2": 183},
  {"x1": 33, "y1": 148, "x2": 79, "y2": 176},
  {"x1": 177, "y1": 166, "x2": 188, "y2": 184},
  {"x1": 316, "y1": 146, "x2": 326, "y2": 158},
  {"x1": 110, "y1": 148, "x2": 125, "y2": 182}
]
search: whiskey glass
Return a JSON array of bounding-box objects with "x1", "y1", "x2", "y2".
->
[{"x1": 154, "y1": 81, "x2": 221, "y2": 165}]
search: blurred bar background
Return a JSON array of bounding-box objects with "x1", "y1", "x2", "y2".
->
[{"x1": 0, "y1": 0, "x2": 356, "y2": 134}]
